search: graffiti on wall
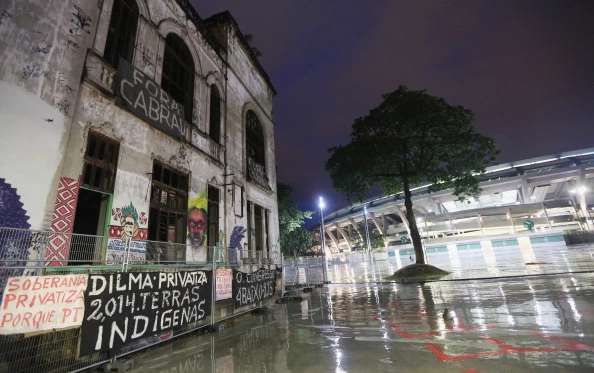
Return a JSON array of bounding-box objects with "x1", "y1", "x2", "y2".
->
[
  {"x1": 186, "y1": 190, "x2": 207, "y2": 262},
  {"x1": 228, "y1": 226, "x2": 247, "y2": 267},
  {"x1": 0, "y1": 178, "x2": 32, "y2": 295},
  {"x1": 109, "y1": 202, "x2": 147, "y2": 239},
  {"x1": 107, "y1": 202, "x2": 148, "y2": 264},
  {"x1": 0, "y1": 178, "x2": 31, "y2": 230},
  {"x1": 47, "y1": 177, "x2": 80, "y2": 266}
]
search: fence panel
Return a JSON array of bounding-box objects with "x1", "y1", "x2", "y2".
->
[{"x1": 0, "y1": 227, "x2": 282, "y2": 373}]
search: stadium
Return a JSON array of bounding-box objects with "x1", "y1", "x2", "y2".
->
[{"x1": 319, "y1": 148, "x2": 594, "y2": 268}]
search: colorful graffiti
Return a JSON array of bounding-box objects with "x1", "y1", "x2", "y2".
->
[
  {"x1": 107, "y1": 202, "x2": 148, "y2": 264},
  {"x1": 186, "y1": 190, "x2": 207, "y2": 262},
  {"x1": 109, "y1": 202, "x2": 147, "y2": 239},
  {"x1": 46, "y1": 177, "x2": 80, "y2": 266},
  {"x1": 0, "y1": 178, "x2": 31, "y2": 296}
]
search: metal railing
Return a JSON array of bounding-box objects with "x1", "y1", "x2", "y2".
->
[
  {"x1": 281, "y1": 256, "x2": 327, "y2": 294},
  {"x1": 0, "y1": 227, "x2": 281, "y2": 373}
]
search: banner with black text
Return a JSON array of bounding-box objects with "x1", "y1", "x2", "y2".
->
[{"x1": 80, "y1": 270, "x2": 211, "y2": 356}]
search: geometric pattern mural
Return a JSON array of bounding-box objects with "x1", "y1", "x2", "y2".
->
[{"x1": 46, "y1": 177, "x2": 80, "y2": 266}]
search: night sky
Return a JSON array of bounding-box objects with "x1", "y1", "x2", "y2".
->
[{"x1": 193, "y1": 0, "x2": 594, "y2": 217}]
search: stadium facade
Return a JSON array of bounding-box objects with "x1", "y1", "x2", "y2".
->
[{"x1": 320, "y1": 148, "x2": 594, "y2": 263}]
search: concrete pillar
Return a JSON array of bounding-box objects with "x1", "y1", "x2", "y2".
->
[
  {"x1": 480, "y1": 240, "x2": 498, "y2": 276},
  {"x1": 447, "y1": 243, "x2": 461, "y2": 272},
  {"x1": 518, "y1": 236, "x2": 536, "y2": 263}
]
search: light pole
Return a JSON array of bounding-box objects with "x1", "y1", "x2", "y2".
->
[
  {"x1": 363, "y1": 206, "x2": 372, "y2": 254},
  {"x1": 319, "y1": 197, "x2": 330, "y2": 284},
  {"x1": 363, "y1": 205, "x2": 376, "y2": 280}
]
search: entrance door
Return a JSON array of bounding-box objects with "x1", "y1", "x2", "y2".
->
[{"x1": 69, "y1": 188, "x2": 110, "y2": 264}]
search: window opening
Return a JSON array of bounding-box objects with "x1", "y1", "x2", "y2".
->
[
  {"x1": 161, "y1": 34, "x2": 195, "y2": 124},
  {"x1": 82, "y1": 132, "x2": 119, "y2": 193},
  {"x1": 246, "y1": 110, "x2": 264, "y2": 166},
  {"x1": 104, "y1": 0, "x2": 139, "y2": 69},
  {"x1": 207, "y1": 186, "x2": 220, "y2": 248},
  {"x1": 209, "y1": 85, "x2": 221, "y2": 143},
  {"x1": 148, "y1": 162, "x2": 188, "y2": 244}
]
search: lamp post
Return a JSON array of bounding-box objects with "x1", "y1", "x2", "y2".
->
[
  {"x1": 363, "y1": 206, "x2": 376, "y2": 279},
  {"x1": 319, "y1": 197, "x2": 330, "y2": 284},
  {"x1": 363, "y1": 206, "x2": 372, "y2": 254}
]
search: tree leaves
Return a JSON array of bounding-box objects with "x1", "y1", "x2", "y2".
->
[
  {"x1": 277, "y1": 183, "x2": 313, "y2": 256},
  {"x1": 325, "y1": 86, "x2": 499, "y2": 263}
]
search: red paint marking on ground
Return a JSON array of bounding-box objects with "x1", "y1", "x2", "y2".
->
[
  {"x1": 463, "y1": 370, "x2": 482, "y2": 373},
  {"x1": 390, "y1": 324, "x2": 439, "y2": 338},
  {"x1": 528, "y1": 331, "x2": 594, "y2": 351},
  {"x1": 481, "y1": 336, "x2": 521, "y2": 352},
  {"x1": 391, "y1": 321, "x2": 500, "y2": 337},
  {"x1": 425, "y1": 333, "x2": 594, "y2": 362}
]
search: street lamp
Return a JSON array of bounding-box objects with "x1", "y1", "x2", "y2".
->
[{"x1": 319, "y1": 197, "x2": 330, "y2": 284}]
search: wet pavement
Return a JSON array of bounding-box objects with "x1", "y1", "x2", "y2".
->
[{"x1": 126, "y1": 272, "x2": 594, "y2": 372}]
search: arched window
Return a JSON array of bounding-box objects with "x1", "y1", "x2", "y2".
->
[
  {"x1": 209, "y1": 85, "x2": 221, "y2": 143},
  {"x1": 246, "y1": 110, "x2": 270, "y2": 189},
  {"x1": 246, "y1": 110, "x2": 264, "y2": 166},
  {"x1": 161, "y1": 34, "x2": 195, "y2": 123},
  {"x1": 104, "y1": 0, "x2": 139, "y2": 69}
]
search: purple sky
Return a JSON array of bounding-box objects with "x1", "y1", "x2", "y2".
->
[{"x1": 193, "y1": 0, "x2": 594, "y2": 216}]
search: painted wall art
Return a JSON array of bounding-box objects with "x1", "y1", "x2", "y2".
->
[{"x1": 186, "y1": 190, "x2": 208, "y2": 262}]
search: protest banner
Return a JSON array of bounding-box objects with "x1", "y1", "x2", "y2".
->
[
  {"x1": 80, "y1": 270, "x2": 211, "y2": 356},
  {"x1": 105, "y1": 238, "x2": 147, "y2": 264},
  {"x1": 0, "y1": 274, "x2": 88, "y2": 335},
  {"x1": 232, "y1": 268, "x2": 277, "y2": 308},
  {"x1": 216, "y1": 269, "x2": 232, "y2": 301}
]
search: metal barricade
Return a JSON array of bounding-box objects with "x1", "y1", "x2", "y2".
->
[{"x1": 281, "y1": 256, "x2": 327, "y2": 294}]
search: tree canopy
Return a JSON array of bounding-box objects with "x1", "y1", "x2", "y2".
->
[
  {"x1": 277, "y1": 183, "x2": 313, "y2": 257},
  {"x1": 325, "y1": 86, "x2": 499, "y2": 264}
]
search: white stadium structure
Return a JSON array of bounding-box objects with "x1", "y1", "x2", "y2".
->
[{"x1": 319, "y1": 148, "x2": 594, "y2": 264}]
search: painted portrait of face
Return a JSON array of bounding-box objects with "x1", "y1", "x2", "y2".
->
[
  {"x1": 188, "y1": 208, "x2": 206, "y2": 247},
  {"x1": 121, "y1": 214, "x2": 139, "y2": 239}
]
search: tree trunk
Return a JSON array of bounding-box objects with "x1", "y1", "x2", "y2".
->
[{"x1": 402, "y1": 176, "x2": 426, "y2": 264}]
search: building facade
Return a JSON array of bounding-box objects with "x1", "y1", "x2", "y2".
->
[{"x1": 0, "y1": 0, "x2": 279, "y2": 265}]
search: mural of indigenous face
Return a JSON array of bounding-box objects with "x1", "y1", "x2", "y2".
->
[
  {"x1": 120, "y1": 203, "x2": 139, "y2": 239},
  {"x1": 188, "y1": 208, "x2": 206, "y2": 246},
  {"x1": 186, "y1": 190, "x2": 208, "y2": 262}
]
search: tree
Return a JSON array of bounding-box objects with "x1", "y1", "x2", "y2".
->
[
  {"x1": 325, "y1": 86, "x2": 499, "y2": 264},
  {"x1": 277, "y1": 183, "x2": 313, "y2": 257},
  {"x1": 284, "y1": 226, "x2": 314, "y2": 258},
  {"x1": 349, "y1": 222, "x2": 385, "y2": 252}
]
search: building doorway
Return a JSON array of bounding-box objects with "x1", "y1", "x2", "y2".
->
[
  {"x1": 69, "y1": 188, "x2": 110, "y2": 264},
  {"x1": 69, "y1": 131, "x2": 120, "y2": 265}
]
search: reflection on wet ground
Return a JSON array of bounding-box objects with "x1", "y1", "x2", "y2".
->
[
  {"x1": 128, "y1": 272, "x2": 594, "y2": 372},
  {"x1": 330, "y1": 244, "x2": 594, "y2": 283}
]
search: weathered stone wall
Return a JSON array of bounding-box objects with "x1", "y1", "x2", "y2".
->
[
  {"x1": 0, "y1": 0, "x2": 100, "y2": 229},
  {"x1": 0, "y1": 0, "x2": 279, "y2": 260}
]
